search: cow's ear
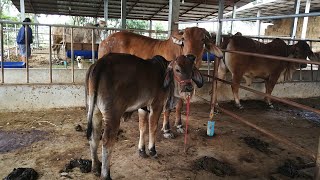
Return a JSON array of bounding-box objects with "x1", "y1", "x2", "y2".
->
[
  {"x1": 192, "y1": 66, "x2": 204, "y2": 88},
  {"x1": 163, "y1": 64, "x2": 173, "y2": 89},
  {"x1": 171, "y1": 30, "x2": 184, "y2": 46}
]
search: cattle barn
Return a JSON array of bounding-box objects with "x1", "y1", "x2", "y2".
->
[{"x1": 0, "y1": 0, "x2": 320, "y2": 179}]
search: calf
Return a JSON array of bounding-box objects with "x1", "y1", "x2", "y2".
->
[{"x1": 86, "y1": 53, "x2": 203, "y2": 179}]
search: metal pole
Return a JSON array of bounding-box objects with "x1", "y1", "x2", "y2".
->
[
  {"x1": 104, "y1": 0, "x2": 109, "y2": 37},
  {"x1": 149, "y1": 20, "x2": 152, "y2": 37},
  {"x1": 71, "y1": 28, "x2": 74, "y2": 83},
  {"x1": 15, "y1": 24, "x2": 18, "y2": 56},
  {"x1": 230, "y1": 4, "x2": 236, "y2": 34},
  {"x1": 25, "y1": 25, "x2": 29, "y2": 83},
  {"x1": 92, "y1": 28, "x2": 95, "y2": 63},
  {"x1": 315, "y1": 136, "x2": 320, "y2": 179},
  {"x1": 290, "y1": 0, "x2": 300, "y2": 42},
  {"x1": 1, "y1": 23, "x2": 4, "y2": 83},
  {"x1": 301, "y1": 0, "x2": 311, "y2": 39},
  {"x1": 49, "y1": 26, "x2": 52, "y2": 83},
  {"x1": 20, "y1": 0, "x2": 25, "y2": 21},
  {"x1": 257, "y1": 9, "x2": 261, "y2": 37},
  {"x1": 121, "y1": 0, "x2": 127, "y2": 29},
  {"x1": 5, "y1": 24, "x2": 10, "y2": 61},
  {"x1": 210, "y1": 0, "x2": 224, "y2": 118},
  {"x1": 207, "y1": 52, "x2": 210, "y2": 82}
]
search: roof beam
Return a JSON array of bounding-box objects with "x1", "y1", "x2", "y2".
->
[
  {"x1": 28, "y1": 0, "x2": 36, "y2": 14},
  {"x1": 180, "y1": 3, "x2": 201, "y2": 16},
  {"x1": 148, "y1": 3, "x2": 167, "y2": 20},
  {"x1": 95, "y1": 0, "x2": 104, "y2": 18},
  {"x1": 127, "y1": 0, "x2": 139, "y2": 16}
]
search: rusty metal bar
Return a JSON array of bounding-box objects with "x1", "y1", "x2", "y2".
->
[
  {"x1": 209, "y1": 58, "x2": 220, "y2": 120},
  {"x1": 216, "y1": 106, "x2": 316, "y2": 160},
  {"x1": 71, "y1": 28, "x2": 74, "y2": 83},
  {"x1": 203, "y1": 74, "x2": 320, "y2": 115},
  {"x1": 223, "y1": 49, "x2": 320, "y2": 66},
  {"x1": 0, "y1": 23, "x2": 4, "y2": 83},
  {"x1": 49, "y1": 26, "x2": 52, "y2": 83}
]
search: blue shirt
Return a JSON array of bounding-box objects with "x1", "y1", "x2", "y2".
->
[{"x1": 16, "y1": 26, "x2": 33, "y2": 44}]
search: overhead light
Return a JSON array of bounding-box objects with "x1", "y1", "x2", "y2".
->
[{"x1": 182, "y1": 0, "x2": 185, "y2": 4}]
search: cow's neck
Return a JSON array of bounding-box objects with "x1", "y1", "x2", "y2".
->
[{"x1": 155, "y1": 37, "x2": 183, "y2": 61}]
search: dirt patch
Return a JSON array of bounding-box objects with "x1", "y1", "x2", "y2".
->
[
  {"x1": 0, "y1": 130, "x2": 48, "y2": 153},
  {"x1": 193, "y1": 156, "x2": 236, "y2": 177},
  {"x1": 241, "y1": 136, "x2": 273, "y2": 155}
]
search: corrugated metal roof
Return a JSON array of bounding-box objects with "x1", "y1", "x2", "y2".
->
[{"x1": 11, "y1": 0, "x2": 251, "y2": 21}]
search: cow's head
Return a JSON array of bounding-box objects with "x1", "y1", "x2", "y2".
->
[
  {"x1": 171, "y1": 27, "x2": 223, "y2": 67},
  {"x1": 163, "y1": 55, "x2": 203, "y2": 100}
]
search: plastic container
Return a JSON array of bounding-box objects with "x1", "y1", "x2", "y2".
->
[{"x1": 207, "y1": 120, "x2": 215, "y2": 136}]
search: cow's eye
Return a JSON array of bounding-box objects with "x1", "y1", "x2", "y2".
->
[{"x1": 175, "y1": 69, "x2": 181, "y2": 73}]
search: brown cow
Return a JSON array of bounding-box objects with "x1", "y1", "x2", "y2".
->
[
  {"x1": 86, "y1": 53, "x2": 203, "y2": 179},
  {"x1": 52, "y1": 21, "x2": 106, "y2": 59},
  {"x1": 217, "y1": 35, "x2": 317, "y2": 109},
  {"x1": 98, "y1": 27, "x2": 223, "y2": 138}
]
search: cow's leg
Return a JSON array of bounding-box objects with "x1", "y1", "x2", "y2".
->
[
  {"x1": 214, "y1": 59, "x2": 227, "y2": 106},
  {"x1": 231, "y1": 74, "x2": 243, "y2": 109},
  {"x1": 89, "y1": 107, "x2": 102, "y2": 176},
  {"x1": 161, "y1": 110, "x2": 174, "y2": 139},
  {"x1": 138, "y1": 108, "x2": 148, "y2": 158},
  {"x1": 264, "y1": 73, "x2": 281, "y2": 108},
  {"x1": 175, "y1": 99, "x2": 184, "y2": 133},
  {"x1": 148, "y1": 106, "x2": 162, "y2": 158},
  {"x1": 100, "y1": 111, "x2": 121, "y2": 180}
]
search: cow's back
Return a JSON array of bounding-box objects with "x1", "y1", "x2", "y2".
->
[
  {"x1": 225, "y1": 36, "x2": 288, "y2": 79},
  {"x1": 92, "y1": 53, "x2": 166, "y2": 108},
  {"x1": 98, "y1": 31, "x2": 177, "y2": 61}
]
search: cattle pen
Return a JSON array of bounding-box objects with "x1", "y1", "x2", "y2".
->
[{"x1": 1, "y1": 0, "x2": 320, "y2": 179}]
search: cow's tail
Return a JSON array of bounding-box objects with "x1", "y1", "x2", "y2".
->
[{"x1": 86, "y1": 62, "x2": 101, "y2": 140}]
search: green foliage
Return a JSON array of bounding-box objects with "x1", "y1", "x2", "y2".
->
[{"x1": 126, "y1": 19, "x2": 148, "y2": 30}]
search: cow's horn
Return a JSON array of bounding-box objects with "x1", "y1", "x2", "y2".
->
[{"x1": 172, "y1": 37, "x2": 183, "y2": 45}]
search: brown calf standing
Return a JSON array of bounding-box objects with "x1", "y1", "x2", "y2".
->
[{"x1": 86, "y1": 53, "x2": 203, "y2": 180}]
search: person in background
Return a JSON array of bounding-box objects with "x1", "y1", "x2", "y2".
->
[{"x1": 16, "y1": 18, "x2": 33, "y2": 63}]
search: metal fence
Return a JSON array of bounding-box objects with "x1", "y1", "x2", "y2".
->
[{"x1": 0, "y1": 20, "x2": 168, "y2": 84}]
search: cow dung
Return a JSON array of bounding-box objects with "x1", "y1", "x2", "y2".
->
[
  {"x1": 61, "y1": 159, "x2": 92, "y2": 173},
  {"x1": 4, "y1": 168, "x2": 38, "y2": 180},
  {"x1": 193, "y1": 156, "x2": 236, "y2": 177},
  {"x1": 241, "y1": 136, "x2": 272, "y2": 154}
]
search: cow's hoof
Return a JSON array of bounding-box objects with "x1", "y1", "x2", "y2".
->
[
  {"x1": 92, "y1": 161, "x2": 102, "y2": 176},
  {"x1": 149, "y1": 147, "x2": 157, "y2": 158},
  {"x1": 163, "y1": 132, "x2": 174, "y2": 139},
  {"x1": 100, "y1": 176, "x2": 112, "y2": 180},
  {"x1": 138, "y1": 149, "x2": 148, "y2": 158},
  {"x1": 268, "y1": 104, "x2": 274, "y2": 109},
  {"x1": 236, "y1": 104, "x2": 244, "y2": 109},
  {"x1": 176, "y1": 126, "x2": 184, "y2": 134}
]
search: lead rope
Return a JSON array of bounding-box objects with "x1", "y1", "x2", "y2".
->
[{"x1": 184, "y1": 95, "x2": 191, "y2": 153}]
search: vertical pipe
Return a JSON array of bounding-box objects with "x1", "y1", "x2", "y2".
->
[
  {"x1": 15, "y1": 24, "x2": 18, "y2": 56},
  {"x1": 310, "y1": 41, "x2": 314, "y2": 81},
  {"x1": 257, "y1": 9, "x2": 261, "y2": 37},
  {"x1": 20, "y1": 0, "x2": 25, "y2": 21},
  {"x1": 149, "y1": 20, "x2": 152, "y2": 37},
  {"x1": 104, "y1": 0, "x2": 109, "y2": 37},
  {"x1": 121, "y1": 0, "x2": 127, "y2": 29},
  {"x1": 25, "y1": 24, "x2": 29, "y2": 83},
  {"x1": 6, "y1": 24, "x2": 10, "y2": 61},
  {"x1": 230, "y1": 4, "x2": 236, "y2": 34},
  {"x1": 207, "y1": 52, "x2": 210, "y2": 82},
  {"x1": 301, "y1": 0, "x2": 311, "y2": 39},
  {"x1": 92, "y1": 28, "x2": 95, "y2": 63},
  {"x1": 49, "y1": 26, "x2": 52, "y2": 83},
  {"x1": 1, "y1": 23, "x2": 4, "y2": 83},
  {"x1": 315, "y1": 136, "x2": 320, "y2": 179},
  {"x1": 71, "y1": 28, "x2": 74, "y2": 83},
  {"x1": 290, "y1": 0, "x2": 300, "y2": 43},
  {"x1": 168, "y1": 0, "x2": 180, "y2": 36},
  {"x1": 211, "y1": 0, "x2": 224, "y2": 118}
]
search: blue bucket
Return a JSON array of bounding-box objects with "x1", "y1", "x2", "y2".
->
[{"x1": 207, "y1": 121, "x2": 215, "y2": 136}]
